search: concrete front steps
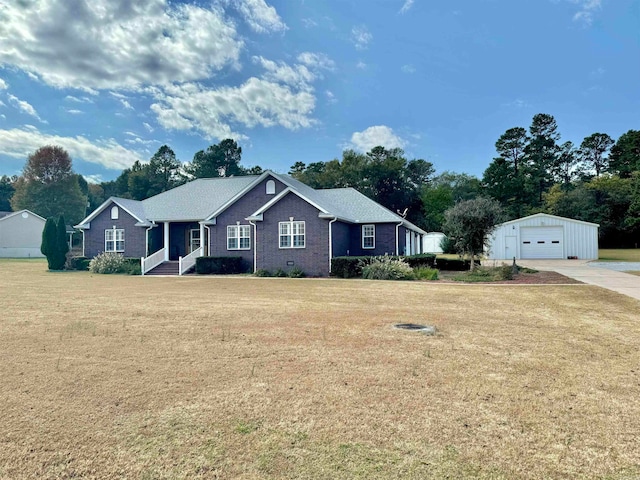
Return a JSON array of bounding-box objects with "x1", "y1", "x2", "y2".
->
[{"x1": 145, "y1": 261, "x2": 180, "y2": 276}]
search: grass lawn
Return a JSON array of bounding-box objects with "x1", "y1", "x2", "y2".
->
[
  {"x1": 598, "y1": 249, "x2": 640, "y2": 262},
  {"x1": 2, "y1": 261, "x2": 640, "y2": 479}
]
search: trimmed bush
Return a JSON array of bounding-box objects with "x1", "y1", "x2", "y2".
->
[
  {"x1": 89, "y1": 252, "x2": 126, "y2": 274},
  {"x1": 413, "y1": 267, "x2": 439, "y2": 280},
  {"x1": 254, "y1": 269, "x2": 271, "y2": 277},
  {"x1": 434, "y1": 257, "x2": 481, "y2": 271},
  {"x1": 273, "y1": 268, "x2": 287, "y2": 277},
  {"x1": 66, "y1": 256, "x2": 90, "y2": 271},
  {"x1": 404, "y1": 254, "x2": 436, "y2": 269},
  {"x1": 361, "y1": 255, "x2": 415, "y2": 280},
  {"x1": 331, "y1": 256, "x2": 376, "y2": 278},
  {"x1": 122, "y1": 258, "x2": 142, "y2": 275},
  {"x1": 195, "y1": 256, "x2": 245, "y2": 274}
]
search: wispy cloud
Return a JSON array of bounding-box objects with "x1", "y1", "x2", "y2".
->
[
  {"x1": 401, "y1": 64, "x2": 416, "y2": 74},
  {"x1": 351, "y1": 25, "x2": 373, "y2": 50},
  {"x1": 570, "y1": 0, "x2": 602, "y2": 26},
  {"x1": 65, "y1": 95, "x2": 93, "y2": 103},
  {"x1": 65, "y1": 109, "x2": 83, "y2": 115},
  {"x1": 7, "y1": 94, "x2": 46, "y2": 123},
  {"x1": 0, "y1": 78, "x2": 7, "y2": 90},
  {"x1": 399, "y1": 0, "x2": 415, "y2": 14}
]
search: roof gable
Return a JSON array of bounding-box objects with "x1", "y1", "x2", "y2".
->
[
  {"x1": 75, "y1": 197, "x2": 146, "y2": 228},
  {"x1": 497, "y1": 213, "x2": 600, "y2": 228},
  {"x1": 0, "y1": 209, "x2": 46, "y2": 223}
]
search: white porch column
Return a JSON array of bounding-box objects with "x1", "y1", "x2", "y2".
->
[
  {"x1": 200, "y1": 223, "x2": 206, "y2": 256},
  {"x1": 164, "y1": 222, "x2": 170, "y2": 261}
]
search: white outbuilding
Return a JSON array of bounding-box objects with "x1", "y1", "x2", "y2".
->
[
  {"x1": 486, "y1": 213, "x2": 599, "y2": 260},
  {"x1": 0, "y1": 210, "x2": 46, "y2": 258},
  {"x1": 422, "y1": 232, "x2": 447, "y2": 254}
]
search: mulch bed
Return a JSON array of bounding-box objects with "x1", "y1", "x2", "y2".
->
[{"x1": 437, "y1": 270, "x2": 583, "y2": 285}]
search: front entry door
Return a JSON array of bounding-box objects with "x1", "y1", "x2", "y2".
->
[{"x1": 505, "y1": 235, "x2": 517, "y2": 260}]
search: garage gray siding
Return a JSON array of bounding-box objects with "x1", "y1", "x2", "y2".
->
[{"x1": 487, "y1": 214, "x2": 599, "y2": 260}]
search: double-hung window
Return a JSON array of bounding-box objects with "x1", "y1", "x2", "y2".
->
[
  {"x1": 279, "y1": 221, "x2": 305, "y2": 248},
  {"x1": 362, "y1": 224, "x2": 375, "y2": 249},
  {"x1": 105, "y1": 228, "x2": 124, "y2": 252},
  {"x1": 227, "y1": 225, "x2": 251, "y2": 250}
]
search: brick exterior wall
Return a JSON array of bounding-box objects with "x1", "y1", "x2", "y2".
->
[
  {"x1": 207, "y1": 176, "x2": 287, "y2": 271},
  {"x1": 256, "y1": 192, "x2": 330, "y2": 276},
  {"x1": 331, "y1": 221, "x2": 351, "y2": 257},
  {"x1": 347, "y1": 223, "x2": 398, "y2": 256},
  {"x1": 84, "y1": 202, "x2": 146, "y2": 258}
]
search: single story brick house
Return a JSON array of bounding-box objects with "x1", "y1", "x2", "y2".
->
[{"x1": 75, "y1": 171, "x2": 427, "y2": 276}]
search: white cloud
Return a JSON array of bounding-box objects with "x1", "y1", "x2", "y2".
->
[
  {"x1": 297, "y1": 52, "x2": 336, "y2": 71},
  {"x1": 82, "y1": 174, "x2": 104, "y2": 184},
  {"x1": 356, "y1": 61, "x2": 367, "y2": 70},
  {"x1": 231, "y1": 0, "x2": 287, "y2": 33},
  {"x1": 401, "y1": 64, "x2": 416, "y2": 74},
  {"x1": 351, "y1": 26, "x2": 373, "y2": 50},
  {"x1": 66, "y1": 109, "x2": 83, "y2": 115},
  {"x1": 120, "y1": 99, "x2": 134, "y2": 110},
  {"x1": 349, "y1": 126, "x2": 406, "y2": 152},
  {"x1": 302, "y1": 18, "x2": 318, "y2": 28},
  {"x1": 150, "y1": 78, "x2": 316, "y2": 140},
  {"x1": 399, "y1": 0, "x2": 415, "y2": 14},
  {"x1": 65, "y1": 95, "x2": 93, "y2": 103},
  {"x1": 0, "y1": 0, "x2": 243, "y2": 90},
  {"x1": 143, "y1": 122, "x2": 155, "y2": 133},
  {"x1": 569, "y1": 0, "x2": 602, "y2": 25},
  {"x1": 0, "y1": 126, "x2": 142, "y2": 170},
  {"x1": 325, "y1": 90, "x2": 337, "y2": 104},
  {"x1": 253, "y1": 56, "x2": 316, "y2": 91},
  {"x1": 502, "y1": 99, "x2": 530, "y2": 109},
  {"x1": 7, "y1": 94, "x2": 46, "y2": 123},
  {"x1": 0, "y1": 78, "x2": 7, "y2": 90}
]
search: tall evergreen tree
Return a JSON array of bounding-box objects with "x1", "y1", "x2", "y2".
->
[
  {"x1": 609, "y1": 130, "x2": 640, "y2": 178},
  {"x1": 579, "y1": 133, "x2": 614, "y2": 178}
]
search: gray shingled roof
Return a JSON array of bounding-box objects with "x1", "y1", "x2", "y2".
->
[
  {"x1": 113, "y1": 197, "x2": 148, "y2": 223},
  {"x1": 79, "y1": 171, "x2": 425, "y2": 233},
  {"x1": 279, "y1": 175, "x2": 425, "y2": 232},
  {"x1": 142, "y1": 176, "x2": 258, "y2": 221}
]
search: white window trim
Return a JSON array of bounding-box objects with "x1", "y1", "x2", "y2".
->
[
  {"x1": 266, "y1": 179, "x2": 276, "y2": 195},
  {"x1": 105, "y1": 228, "x2": 124, "y2": 253},
  {"x1": 227, "y1": 225, "x2": 251, "y2": 250},
  {"x1": 362, "y1": 224, "x2": 375, "y2": 249},
  {"x1": 110, "y1": 206, "x2": 119, "y2": 220},
  {"x1": 279, "y1": 220, "x2": 305, "y2": 249}
]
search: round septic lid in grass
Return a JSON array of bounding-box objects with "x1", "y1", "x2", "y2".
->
[{"x1": 394, "y1": 323, "x2": 437, "y2": 335}]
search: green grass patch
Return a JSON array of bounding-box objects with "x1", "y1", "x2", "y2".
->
[{"x1": 598, "y1": 249, "x2": 640, "y2": 262}]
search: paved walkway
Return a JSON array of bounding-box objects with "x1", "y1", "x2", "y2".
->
[{"x1": 515, "y1": 259, "x2": 640, "y2": 301}]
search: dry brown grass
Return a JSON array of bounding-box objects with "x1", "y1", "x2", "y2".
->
[{"x1": 1, "y1": 260, "x2": 640, "y2": 479}]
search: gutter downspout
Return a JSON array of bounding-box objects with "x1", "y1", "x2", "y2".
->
[
  {"x1": 395, "y1": 221, "x2": 403, "y2": 256},
  {"x1": 328, "y1": 217, "x2": 337, "y2": 274},
  {"x1": 249, "y1": 220, "x2": 257, "y2": 273}
]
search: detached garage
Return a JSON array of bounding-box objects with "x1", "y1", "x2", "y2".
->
[{"x1": 487, "y1": 213, "x2": 599, "y2": 260}]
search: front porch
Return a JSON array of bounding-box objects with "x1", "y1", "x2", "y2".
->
[{"x1": 141, "y1": 221, "x2": 207, "y2": 275}]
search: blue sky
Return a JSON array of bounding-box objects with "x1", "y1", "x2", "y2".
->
[{"x1": 0, "y1": 0, "x2": 638, "y2": 183}]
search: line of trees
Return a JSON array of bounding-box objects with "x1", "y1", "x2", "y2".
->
[{"x1": 1, "y1": 116, "x2": 638, "y2": 247}]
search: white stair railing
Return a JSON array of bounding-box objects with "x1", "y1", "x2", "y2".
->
[
  {"x1": 179, "y1": 246, "x2": 203, "y2": 275},
  {"x1": 141, "y1": 247, "x2": 166, "y2": 275}
]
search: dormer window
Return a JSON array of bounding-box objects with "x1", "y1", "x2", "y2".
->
[
  {"x1": 111, "y1": 206, "x2": 119, "y2": 220},
  {"x1": 266, "y1": 180, "x2": 276, "y2": 195}
]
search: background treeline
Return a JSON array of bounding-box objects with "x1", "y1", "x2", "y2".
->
[{"x1": 1, "y1": 114, "x2": 638, "y2": 247}]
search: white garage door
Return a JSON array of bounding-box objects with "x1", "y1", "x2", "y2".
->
[{"x1": 521, "y1": 226, "x2": 563, "y2": 259}]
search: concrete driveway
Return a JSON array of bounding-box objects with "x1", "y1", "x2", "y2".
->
[{"x1": 515, "y1": 259, "x2": 640, "y2": 301}]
